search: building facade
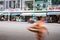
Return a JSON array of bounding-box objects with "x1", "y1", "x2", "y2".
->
[
  {"x1": 0, "y1": 0, "x2": 60, "y2": 11},
  {"x1": 0, "y1": 0, "x2": 49, "y2": 11},
  {"x1": 0, "y1": 0, "x2": 60, "y2": 22}
]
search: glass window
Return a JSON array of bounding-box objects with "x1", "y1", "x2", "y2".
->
[
  {"x1": 15, "y1": 0, "x2": 20, "y2": 8},
  {"x1": 6, "y1": 1, "x2": 9, "y2": 9},
  {"x1": 24, "y1": 1, "x2": 33, "y2": 10},
  {"x1": 13, "y1": 1, "x2": 15, "y2": 8},
  {"x1": 9, "y1": 1, "x2": 12, "y2": 8},
  {"x1": 52, "y1": 0, "x2": 60, "y2": 5},
  {"x1": 0, "y1": 1, "x2": 4, "y2": 11},
  {"x1": 18, "y1": 0, "x2": 20, "y2": 8},
  {"x1": 0, "y1": 1, "x2": 4, "y2": 4},
  {"x1": 9, "y1": 1, "x2": 15, "y2": 9},
  {"x1": 8, "y1": 0, "x2": 21, "y2": 9}
]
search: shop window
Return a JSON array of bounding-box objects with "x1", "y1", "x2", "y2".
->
[{"x1": 10, "y1": 12, "x2": 21, "y2": 21}]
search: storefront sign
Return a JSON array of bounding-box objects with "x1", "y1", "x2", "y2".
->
[
  {"x1": 47, "y1": 6, "x2": 60, "y2": 11},
  {"x1": 9, "y1": 8, "x2": 20, "y2": 12},
  {"x1": 49, "y1": 7, "x2": 60, "y2": 10},
  {"x1": 34, "y1": 1, "x2": 48, "y2": 10}
]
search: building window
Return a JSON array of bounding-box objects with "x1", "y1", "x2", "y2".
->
[
  {"x1": 4, "y1": 0, "x2": 21, "y2": 10},
  {"x1": 24, "y1": 1, "x2": 33, "y2": 10},
  {"x1": 15, "y1": 0, "x2": 20, "y2": 8},
  {"x1": 52, "y1": 0, "x2": 60, "y2": 5},
  {"x1": 9, "y1": 1, "x2": 12, "y2": 8},
  {"x1": 44, "y1": 0, "x2": 48, "y2": 2},
  {"x1": 10, "y1": 12, "x2": 21, "y2": 21},
  {"x1": 6, "y1": 1, "x2": 8, "y2": 9},
  {"x1": 0, "y1": 1, "x2": 4, "y2": 11},
  {"x1": 9, "y1": 1, "x2": 15, "y2": 9}
]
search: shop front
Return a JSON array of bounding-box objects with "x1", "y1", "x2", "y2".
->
[
  {"x1": 47, "y1": 12, "x2": 60, "y2": 23},
  {"x1": 20, "y1": 13, "x2": 47, "y2": 23},
  {"x1": 0, "y1": 12, "x2": 8, "y2": 21},
  {"x1": 0, "y1": 12, "x2": 23, "y2": 22},
  {"x1": 10, "y1": 12, "x2": 22, "y2": 22}
]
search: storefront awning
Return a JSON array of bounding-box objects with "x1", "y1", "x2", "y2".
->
[
  {"x1": 34, "y1": 13, "x2": 46, "y2": 16},
  {"x1": 10, "y1": 12, "x2": 21, "y2": 15},
  {"x1": 20, "y1": 13, "x2": 32, "y2": 16},
  {"x1": 0, "y1": 12, "x2": 8, "y2": 15},
  {"x1": 47, "y1": 12, "x2": 60, "y2": 15},
  {"x1": 0, "y1": 12, "x2": 22, "y2": 15},
  {"x1": 0, "y1": 12, "x2": 3, "y2": 15},
  {"x1": 20, "y1": 13, "x2": 46, "y2": 16}
]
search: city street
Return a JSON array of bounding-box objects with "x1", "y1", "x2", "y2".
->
[{"x1": 0, "y1": 21, "x2": 60, "y2": 40}]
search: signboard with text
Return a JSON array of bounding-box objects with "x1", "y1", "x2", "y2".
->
[{"x1": 47, "y1": 7, "x2": 60, "y2": 11}]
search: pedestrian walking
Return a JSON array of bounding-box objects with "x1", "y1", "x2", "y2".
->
[{"x1": 28, "y1": 16, "x2": 49, "y2": 40}]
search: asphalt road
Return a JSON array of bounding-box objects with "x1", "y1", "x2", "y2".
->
[{"x1": 0, "y1": 21, "x2": 60, "y2": 40}]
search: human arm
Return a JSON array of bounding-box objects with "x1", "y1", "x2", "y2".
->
[{"x1": 27, "y1": 22, "x2": 39, "y2": 32}]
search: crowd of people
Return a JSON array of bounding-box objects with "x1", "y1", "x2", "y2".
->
[{"x1": 0, "y1": 15, "x2": 60, "y2": 24}]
